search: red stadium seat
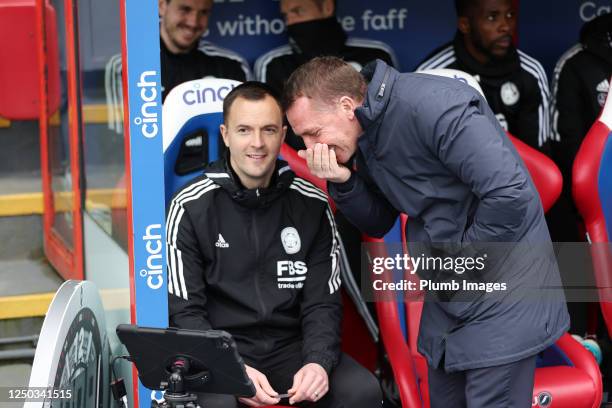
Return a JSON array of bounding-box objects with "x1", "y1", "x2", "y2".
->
[
  {"x1": 260, "y1": 144, "x2": 378, "y2": 408},
  {"x1": 371, "y1": 136, "x2": 602, "y2": 407},
  {"x1": 0, "y1": 0, "x2": 60, "y2": 120},
  {"x1": 573, "y1": 79, "x2": 612, "y2": 337},
  {"x1": 508, "y1": 133, "x2": 562, "y2": 213},
  {"x1": 280, "y1": 107, "x2": 601, "y2": 408}
]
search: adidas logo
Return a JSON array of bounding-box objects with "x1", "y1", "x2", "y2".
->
[
  {"x1": 596, "y1": 79, "x2": 609, "y2": 93},
  {"x1": 215, "y1": 233, "x2": 229, "y2": 248}
]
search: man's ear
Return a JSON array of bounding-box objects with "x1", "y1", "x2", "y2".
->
[
  {"x1": 458, "y1": 16, "x2": 470, "y2": 35},
  {"x1": 220, "y1": 124, "x2": 230, "y2": 147},
  {"x1": 339, "y1": 96, "x2": 357, "y2": 119},
  {"x1": 281, "y1": 125, "x2": 287, "y2": 144},
  {"x1": 322, "y1": 0, "x2": 335, "y2": 17},
  {"x1": 158, "y1": 0, "x2": 167, "y2": 17}
]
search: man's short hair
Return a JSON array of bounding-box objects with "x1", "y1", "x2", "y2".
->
[
  {"x1": 284, "y1": 0, "x2": 333, "y2": 12},
  {"x1": 283, "y1": 56, "x2": 366, "y2": 110},
  {"x1": 223, "y1": 81, "x2": 283, "y2": 123},
  {"x1": 455, "y1": 0, "x2": 479, "y2": 17}
]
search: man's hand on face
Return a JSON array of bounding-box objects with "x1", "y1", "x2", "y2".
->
[
  {"x1": 238, "y1": 365, "x2": 281, "y2": 407},
  {"x1": 287, "y1": 363, "x2": 329, "y2": 404},
  {"x1": 298, "y1": 143, "x2": 351, "y2": 184}
]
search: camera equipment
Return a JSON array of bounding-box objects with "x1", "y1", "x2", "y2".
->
[{"x1": 116, "y1": 324, "x2": 255, "y2": 407}]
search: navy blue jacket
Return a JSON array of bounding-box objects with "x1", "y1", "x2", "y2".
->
[{"x1": 329, "y1": 60, "x2": 569, "y2": 371}]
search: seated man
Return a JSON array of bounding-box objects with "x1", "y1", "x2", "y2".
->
[
  {"x1": 550, "y1": 11, "x2": 612, "y2": 215},
  {"x1": 254, "y1": 0, "x2": 398, "y2": 150},
  {"x1": 158, "y1": 0, "x2": 251, "y2": 101},
  {"x1": 417, "y1": 0, "x2": 551, "y2": 152},
  {"x1": 548, "y1": 12, "x2": 611, "y2": 329},
  {"x1": 166, "y1": 82, "x2": 381, "y2": 407}
]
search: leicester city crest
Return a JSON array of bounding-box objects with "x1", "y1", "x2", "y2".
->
[
  {"x1": 281, "y1": 227, "x2": 301, "y2": 255},
  {"x1": 501, "y1": 81, "x2": 520, "y2": 106}
]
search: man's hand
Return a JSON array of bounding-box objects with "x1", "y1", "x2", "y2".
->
[
  {"x1": 287, "y1": 363, "x2": 329, "y2": 404},
  {"x1": 297, "y1": 143, "x2": 351, "y2": 184},
  {"x1": 238, "y1": 365, "x2": 281, "y2": 407}
]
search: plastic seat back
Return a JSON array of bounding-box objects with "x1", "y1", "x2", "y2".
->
[
  {"x1": 573, "y1": 78, "x2": 612, "y2": 336},
  {"x1": 162, "y1": 77, "x2": 240, "y2": 201}
]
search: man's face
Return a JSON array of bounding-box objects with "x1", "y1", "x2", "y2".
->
[
  {"x1": 286, "y1": 96, "x2": 361, "y2": 164},
  {"x1": 221, "y1": 96, "x2": 286, "y2": 189},
  {"x1": 280, "y1": 0, "x2": 333, "y2": 26},
  {"x1": 159, "y1": 0, "x2": 212, "y2": 53},
  {"x1": 462, "y1": 0, "x2": 516, "y2": 61}
]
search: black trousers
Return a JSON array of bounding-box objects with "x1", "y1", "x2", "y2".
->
[
  {"x1": 428, "y1": 355, "x2": 537, "y2": 408},
  {"x1": 197, "y1": 352, "x2": 381, "y2": 408}
]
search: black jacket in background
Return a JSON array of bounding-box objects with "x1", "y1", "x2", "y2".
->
[
  {"x1": 166, "y1": 157, "x2": 342, "y2": 373},
  {"x1": 160, "y1": 39, "x2": 250, "y2": 102},
  {"x1": 547, "y1": 13, "x2": 612, "y2": 242},
  {"x1": 417, "y1": 32, "x2": 551, "y2": 153},
  {"x1": 551, "y1": 13, "x2": 612, "y2": 184}
]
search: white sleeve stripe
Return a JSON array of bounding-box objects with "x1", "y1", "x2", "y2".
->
[
  {"x1": 198, "y1": 40, "x2": 252, "y2": 80},
  {"x1": 289, "y1": 185, "x2": 327, "y2": 202},
  {"x1": 419, "y1": 55, "x2": 456, "y2": 71},
  {"x1": 345, "y1": 37, "x2": 400, "y2": 69},
  {"x1": 550, "y1": 44, "x2": 583, "y2": 141},
  {"x1": 278, "y1": 165, "x2": 291, "y2": 175},
  {"x1": 291, "y1": 178, "x2": 328, "y2": 200},
  {"x1": 254, "y1": 45, "x2": 293, "y2": 81},
  {"x1": 177, "y1": 250, "x2": 187, "y2": 300},
  {"x1": 169, "y1": 184, "x2": 219, "y2": 247},
  {"x1": 416, "y1": 46, "x2": 454, "y2": 70},
  {"x1": 519, "y1": 58, "x2": 551, "y2": 146},
  {"x1": 166, "y1": 181, "x2": 220, "y2": 300},
  {"x1": 289, "y1": 182, "x2": 340, "y2": 293},
  {"x1": 518, "y1": 50, "x2": 549, "y2": 86},
  {"x1": 166, "y1": 182, "x2": 211, "y2": 250},
  {"x1": 168, "y1": 207, "x2": 185, "y2": 298},
  {"x1": 289, "y1": 183, "x2": 328, "y2": 203},
  {"x1": 325, "y1": 207, "x2": 341, "y2": 294},
  {"x1": 167, "y1": 245, "x2": 174, "y2": 296},
  {"x1": 168, "y1": 242, "x2": 182, "y2": 298},
  {"x1": 166, "y1": 179, "x2": 213, "y2": 239}
]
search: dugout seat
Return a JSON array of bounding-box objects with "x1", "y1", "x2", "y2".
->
[
  {"x1": 368, "y1": 69, "x2": 602, "y2": 407},
  {"x1": 162, "y1": 77, "x2": 240, "y2": 202},
  {"x1": 573, "y1": 77, "x2": 612, "y2": 337}
]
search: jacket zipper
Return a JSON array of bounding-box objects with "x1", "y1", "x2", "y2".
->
[{"x1": 377, "y1": 67, "x2": 391, "y2": 99}]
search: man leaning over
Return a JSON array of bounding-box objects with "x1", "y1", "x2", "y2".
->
[{"x1": 284, "y1": 57, "x2": 569, "y2": 408}]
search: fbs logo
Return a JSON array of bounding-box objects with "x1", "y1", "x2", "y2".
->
[
  {"x1": 215, "y1": 234, "x2": 229, "y2": 248},
  {"x1": 277, "y1": 260, "x2": 308, "y2": 289}
]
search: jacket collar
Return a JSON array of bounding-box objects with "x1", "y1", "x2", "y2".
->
[
  {"x1": 355, "y1": 59, "x2": 398, "y2": 132},
  {"x1": 204, "y1": 153, "x2": 294, "y2": 209}
]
